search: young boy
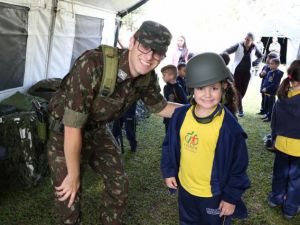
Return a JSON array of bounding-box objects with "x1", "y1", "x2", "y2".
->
[
  {"x1": 176, "y1": 62, "x2": 188, "y2": 95},
  {"x1": 261, "y1": 58, "x2": 283, "y2": 122},
  {"x1": 161, "y1": 53, "x2": 250, "y2": 225},
  {"x1": 257, "y1": 52, "x2": 278, "y2": 115},
  {"x1": 162, "y1": 64, "x2": 188, "y2": 132}
]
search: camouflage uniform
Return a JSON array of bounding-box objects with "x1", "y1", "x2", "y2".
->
[{"x1": 47, "y1": 21, "x2": 172, "y2": 225}]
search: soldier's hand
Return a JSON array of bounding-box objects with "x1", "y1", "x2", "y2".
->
[
  {"x1": 164, "y1": 177, "x2": 178, "y2": 189},
  {"x1": 55, "y1": 174, "x2": 80, "y2": 208}
]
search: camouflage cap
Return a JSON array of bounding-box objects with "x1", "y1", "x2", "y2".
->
[{"x1": 136, "y1": 21, "x2": 172, "y2": 55}]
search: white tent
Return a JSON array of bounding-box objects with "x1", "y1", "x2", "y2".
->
[
  {"x1": 257, "y1": 18, "x2": 300, "y2": 65},
  {"x1": 0, "y1": 0, "x2": 148, "y2": 101}
]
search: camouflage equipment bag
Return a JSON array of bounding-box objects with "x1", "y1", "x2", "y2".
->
[
  {"x1": 0, "y1": 111, "x2": 48, "y2": 188},
  {"x1": 28, "y1": 78, "x2": 62, "y2": 101}
]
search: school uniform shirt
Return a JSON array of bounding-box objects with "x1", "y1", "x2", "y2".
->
[
  {"x1": 272, "y1": 90, "x2": 300, "y2": 156},
  {"x1": 262, "y1": 69, "x2": 284, "y2": 95},
  {"x1": 161, "y1": 104, "x2": 250, "y2": 219},
  {"x1": 178, "y1": 105, "x2": 225, "y2": 197}
]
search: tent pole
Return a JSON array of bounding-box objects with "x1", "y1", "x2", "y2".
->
[{"x1": 45, "y1": 0, "x2": 58, "y2": 79}]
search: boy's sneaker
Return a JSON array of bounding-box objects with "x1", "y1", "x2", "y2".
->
[
  {"x1": 283, "y1": 207, "x2": 300, "y2": 219},
  {"x1": 261, "y1": 115, "x2": 268, "y2": 120},
  {"x1": 238, "y1": 111, "x2": 244, "y2": 117},
  {"x1": 268, "y1": 200, "x2": 279, "y2": 208},
  {"x1": 256, "y1": 111, "x2": 265, "y2": 115}
]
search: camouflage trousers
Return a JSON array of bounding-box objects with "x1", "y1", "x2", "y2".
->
[{"x1": 47, "y1": 124, "x2": 129, "y2": 225}]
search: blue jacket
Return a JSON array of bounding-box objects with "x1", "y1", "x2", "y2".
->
[
  {"x1": 163, "y1": 82, "x2": 188, "y2": 125},
  {"x1": 259, "y1": 65, "x2": 271, "y2": 92},
  {"x1": 262, "y1": 69, "x2": 284, "y2": 95},
  {"x1": 161, "y1": 105, "x2": 250, "y2": 218},
  {"x1": 176, "y1": 76, "x2": 188, "y2": 95},
  {"x1": 271, "y1": 93, "x2": 300, "y2": 141}
]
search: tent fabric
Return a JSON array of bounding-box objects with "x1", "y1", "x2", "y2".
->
[
  {"x1": 0, "y1": 2, "x2": 29, "y2": 91},
  {"x1": 0, "y1": 0, "x2": 135, "y2": 101},
  {"x1": 70, "y1": 14, "x2": 104, "y2": 67},
  {"x1": 46, "y1": 0, "x2": 117, "y2": 78}
]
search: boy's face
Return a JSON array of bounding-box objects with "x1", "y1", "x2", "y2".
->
[
  {"x1": 194, "y1": 82, "x2": 223, "y2": 111},
  {"x1": 162, "y1": 69, "x2": 176, "y2": 83},
  {"x1": 270, "y1": 61, "x2": 279, "y2": 70},
  {"x1": 266, "y1": 57, "x2": 272, "y2": 65},
  {"x1": 178, "y1": 66, "x2": 186, "y2": 78}
]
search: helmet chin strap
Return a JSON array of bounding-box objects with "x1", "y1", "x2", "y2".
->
[{"x1": 192, "y1": 103, "x2": 223, "y2": 124}]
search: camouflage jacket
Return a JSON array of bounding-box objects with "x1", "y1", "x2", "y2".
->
[{"x1": 48, "y1": 47, "x2": 167, "y2": 128}]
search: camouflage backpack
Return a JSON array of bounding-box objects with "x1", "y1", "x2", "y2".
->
[{"x1": 0, "y1": 111, "x2": 48, "y2": 188}]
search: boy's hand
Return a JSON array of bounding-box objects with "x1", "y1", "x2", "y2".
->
[
  {"x1": 219, "y1": 200, "x2": 236, "y2": 217},
  {"x1": 259, "y1": 71, "x2": 266, "y2": 78},
  {"x1": 164, "y1": 177, "x2": 178, "y2": 189}
]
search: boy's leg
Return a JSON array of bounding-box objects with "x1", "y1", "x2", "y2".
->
[
  {"x1": 124, "y1": 115, "x2": 137, "y2": 152},
  {"x1": 178, "y1": 186, "x2": 230, "y2": 225},
  {"x1": 178, "y1": 186, "x2": 201, "y2": 225},
  {"x1": 283, "y1": 156, "x2": 300, "y2": 217},
  {"x1": 47, "y1": 132, "x2": 82, "y2": 225},
  {"x1": 268, "y1": 151, "x2": 289, "y2": 206},
  {"x1": 87, "y1": 126, "x2": 129, "y2": 225},
  {"x1": 267, "y1": 96, "x2": 275, "y2": 120}
]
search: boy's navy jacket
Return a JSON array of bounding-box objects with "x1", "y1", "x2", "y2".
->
[
  {"x1": 271, "y1": 93, "x2": 300, "y2": 140},
  {"x1": 176, "y1": 76, "x2": 188, "y2": 95},
  {"x1": 259, "y1": 65, "x2": 271, "y2": 92},
  {"x1": 262, "y1": 69, "x2": 284, "y2": 95},
  {"x1": 161, "y1": 104, "x2": 250, "y2": 219},
  {"x1": 163, "y1": 82, "x2": 188, "y2": 104}
]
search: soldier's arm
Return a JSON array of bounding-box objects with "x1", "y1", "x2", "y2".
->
[
  {"x1": 55, "y1": 126, "x2": 82, "y2": 208},
  {"x1": 155, "y1": 102, "x2": 182, "y2": 118}
]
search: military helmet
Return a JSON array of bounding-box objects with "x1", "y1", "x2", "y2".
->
[
  {"x1": 135, "y1": 20, "x2": 172, "y2": 55},
  {"x1": 185, "y1": 52, "x2": 233, "y2": 88}
]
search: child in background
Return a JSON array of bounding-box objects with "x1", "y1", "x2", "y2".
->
[
  {"x1": 176, "y1": 62, "x2": 188, "y2": 95},
  {"x1": 220, "y1": 52, "x2": 238, "y2": 118},
  {"x1": 267, "y1": 60, "x2": 300, "y2": 219},
  {"x1": 257, "y1": 52, "x2": 278, "y2": 115},
  {"x1": 161, "y1": 53, "x2": 250, "y2": 225},
  {"x1": 162, "y1": 64, "x2": 188, "y2": 132},
  {"x1": 261, "y1": 58, "x2": 283, "y2": 122}
]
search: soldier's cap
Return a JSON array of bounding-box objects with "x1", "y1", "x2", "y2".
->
[
  {"x1": 161, "y1": 64, "x2": 177, "y2": 73},
  {"x1": 135, "y1": 20, "x2": 172, "y2": 55}
]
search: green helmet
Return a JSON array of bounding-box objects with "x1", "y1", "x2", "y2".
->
[{"x1": 185, "y1": 52, "x2": 233, "y2": 88}]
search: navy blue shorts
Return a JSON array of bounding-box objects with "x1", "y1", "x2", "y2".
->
[{"x1": 178, "y1": 186, "x2": 232, "y2": 225}]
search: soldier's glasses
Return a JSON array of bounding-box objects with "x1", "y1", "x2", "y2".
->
[{"x1": 137, "y1": 43, "x2": 165, "y2": 61}]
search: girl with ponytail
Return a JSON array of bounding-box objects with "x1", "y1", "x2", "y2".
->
[{"x1": 268, "y1": 59, "x2": 300, "y2": 219}]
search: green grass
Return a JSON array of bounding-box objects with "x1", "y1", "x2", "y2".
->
[{"x1": 0, "y1": 75, "x2": 299, "y2": 225}]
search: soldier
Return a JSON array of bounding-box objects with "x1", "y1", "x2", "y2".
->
[{"x1": 47, "y1": 21, "x2": 179, "y2": 225}]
